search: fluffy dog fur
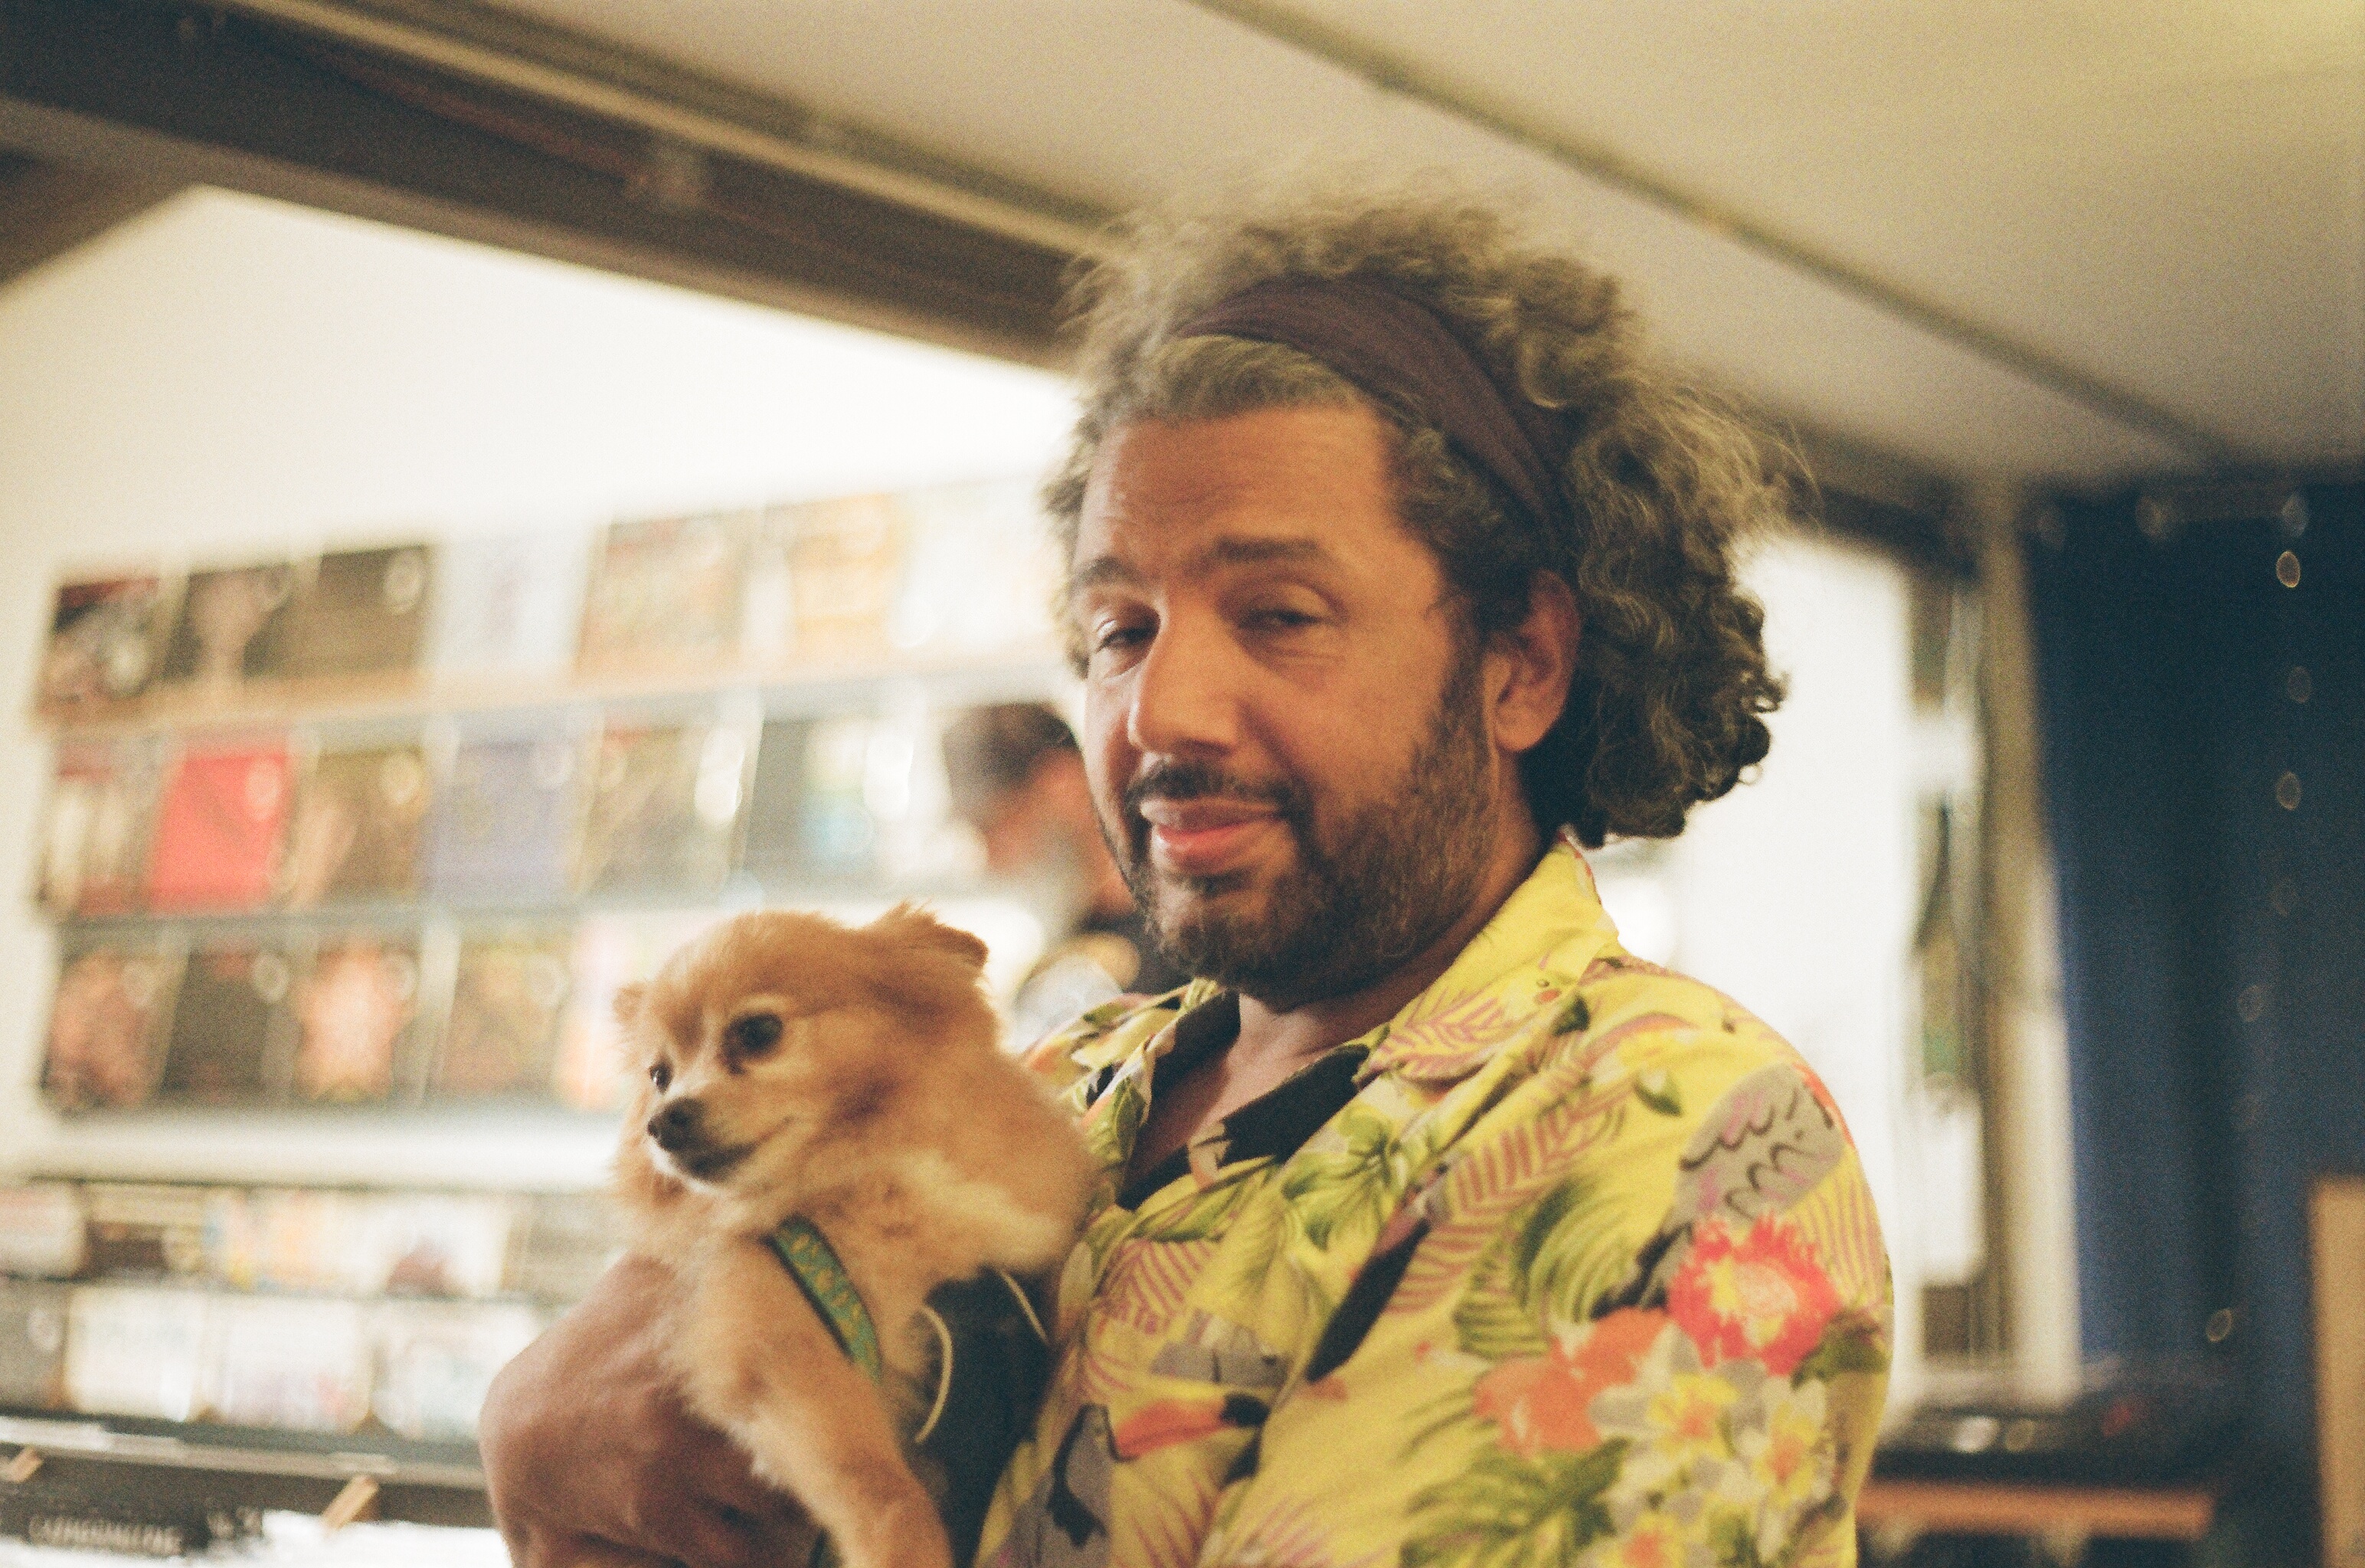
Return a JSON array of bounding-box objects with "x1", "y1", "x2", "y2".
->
[{"x1": 612, "y1": 906, "x2": 1094, "y2": 1568}]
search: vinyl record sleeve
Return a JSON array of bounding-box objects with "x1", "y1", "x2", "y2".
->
[
  {"x1": 424, "y1": 733, "x2": 580, "y2": 901},
  {"x1": 887, "y1": 479, "x2": 1058, "y2": 660},
  {"x1": 37, "y1": 573, "x2": 173, "y2": 716},
  {"x1": 41, "y1": 940, "x2": 181, "y2": 1112},
  {"x1": 576, "y1": 513, "x2": 746, "y2": 675},
  {"x1": 202, "y1": 1294, "x2": 372, "y2": 1432},
  {"x1": 0, "y1": 1278, "x2": 72, "y2": 1409},
  {"x1": 361, "y1": 1194, "x2": 515, "y2": 1298},
  {"x1": 372, "y1": 1299, "x2": 542, "y2": 1441},
  {"x1": 430, "y1": 528, "x2": 587, "y2": 680},
  {"x1": 34, "y1": 737, "x2": 161, "y2": 916},
  {"x1": 63, "y1": 1285, "x2": 211, "y2": 1422},
  {"x1": 798, "y1": 715, "x2": 883, "y2": 880},
  {"x1": 145, "y1": 737, "x2": 294, "y2": 911},
  {"x1": 154, "y1": 562, "x2": 296, "y2": 697},
  {"x1": 433, "y1": 929, "x2": 573, "y2": 1099},
  {"x1": 80, "y1": 1183, "x2": 215, "y2": 1281},
  {"x1": 247, "y1": 1188, "x2": 378, "y2": 1294},
  {"x1": 503, "y1": 1191, "x2": 620, "y2": 1305},
  {"x1": 554, "y1": 911, "x2": 721, "y2": 1112},
  {"x1": 0, "y1": 1184, "x2": 89, "y2": 1279},
  {"x1": 576, "y1": 722, "x2": 746, "y2": 895},
  {"x1": 738, "y1": 717, "x2": 812, "y2": 886},
  {"x1": 761, "y1": 494, "x2": 906, "y2": 668},
  {"x1": 285, "y1": 742, "x2": 431, "y2": 906},
  {"x1": 283, "y1": 544, "x2": 433, "y2": 682},
  {"x1": 291, "y1": 936, "x2": 422, "y2": 1105},
  {"x1": 154, "y1": 940, "x2": 299, "y2": 1105}
]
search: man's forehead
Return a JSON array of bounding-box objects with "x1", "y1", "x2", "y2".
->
[{"x1": 1069, "y1": 532, "x2": 1340, "y2": 593}]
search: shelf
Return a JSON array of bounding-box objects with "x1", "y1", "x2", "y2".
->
[{"x1": 32, "y1": 652, "x2": 1075, "y2": 740}]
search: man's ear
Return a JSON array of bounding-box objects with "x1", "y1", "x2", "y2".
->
[
  {"x1": 612, "y1": 982, "x2": 646, "y2": 1026},
  {"x1": 869, "y1": 903, "x2": 990, "y2": 972},
  {"x1": 1486, "y1": 571, "x2": 1581, "y2": 756}
]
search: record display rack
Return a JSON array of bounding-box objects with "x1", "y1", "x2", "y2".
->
[{"x1": 9, "y1": 484, "x2": 1074, "y2": 1544}]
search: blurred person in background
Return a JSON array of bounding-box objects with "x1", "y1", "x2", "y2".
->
[{"x1": 943, "y1": 702, "x2": 1189, "y2": 1044}]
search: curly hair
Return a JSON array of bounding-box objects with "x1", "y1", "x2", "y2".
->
[{"x1": 1045, "y1": 178, "x2": 1791, "y2": 845}]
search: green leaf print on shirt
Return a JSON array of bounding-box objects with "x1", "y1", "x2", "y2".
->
[{"x1": 1402, "y1": 1441, "x2": 1627, "y2": 1568}]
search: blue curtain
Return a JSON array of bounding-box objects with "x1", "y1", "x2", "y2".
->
[{"x1": 2026, "y1": 482, "x2": 2363, "y2": 1508}]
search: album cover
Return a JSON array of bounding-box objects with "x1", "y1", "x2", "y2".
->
[
  {"x1": 154, "y1": 940, "x2": 300, "y2": 1105},
  {"x1": 554, "y1": 912, "x2": 718, "y2": 1112},
  {"x1": 282, "y1": 543, "x2": 434, "y2": 685},
  {"x1": 0, "y1": 1184, "x2": 88, "y2": 1279},
  {"x1": 434, "y1": 929, "x2": 573, "y2": 1099},
  {"x1": 738, "y1": 717, "x2": 811, "y2": 886},
  {"x1": 800, "y1": 716, "x2": 883, "y2": 880},
  {"x1": 575, "y1": 721, "x2": 747, "y2": 895},
  {"x1": 503, "y1": 1191, "x2": 621, "y2": 1305},
  {"x1": 247, "y1": 1188, "x2": 377, "y2": 1295},
  {"x1": 361, "y1": 1194, "x2": 515, "y2": 1298},
  {"x1": 203, "y1": 1294, "x2": 372, "y2": 1432},
  {"x1": 291, "y1": 936, "x2": 422, "y2": 1104},
  {"x1": 753, "y1": 495, "x2": 905, "y2": 668},
  {"x1": 576, "y1": 512, "x2": 747, "y2": 675},
  {"x1": 154, "y1": 561, "x2": 296, "y2": 698},
  {"x1": 64, "y1": 1285, "x2": 211, "y2": 1422},
  {"x1": 0, "y1": 1279, "x2": 71, "y2": 1409},
  {"x1": 372, "y1": 1300, "x2": 543, "y2": 1441},
  {"x1": 37, "y1": 573, "x2": 174, "y2": 717},
  {"x1": 145, "y1": 737, "x2": 294, "y2": 911},
  {"x1": 889, "y1": 479, "x2": 1058, "y2": 659},
  {"x1": 193, "y1": 1188, "x2": 258, "y2": 1290},
  {"x1": 429, "y1": 528, "x2": 587, "y2": 681},
  {"x1": 34, "y1": 738, "x2": 162, "y2": 916},
  {"x1": 424, "y1": 732, "x2": 581, "y2": 902},
  {"x1": 41, "y1": 941, "x2": 181, "y2": 1112},
  {"x1": 284, "y1": 742, "x2": 430, "y2": 906},
  {"x1": 80, "y1": 1184, "x2": 215, "y2": 1281}
]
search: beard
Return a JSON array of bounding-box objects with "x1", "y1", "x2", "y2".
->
[{"x1": 1104, "y1": 642, "x2": 1502, "y2": 1010}]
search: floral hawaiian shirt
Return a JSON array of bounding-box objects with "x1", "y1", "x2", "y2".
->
[{"x1": 973, "y1": 832, "x2": 1892, "y2": 1568}]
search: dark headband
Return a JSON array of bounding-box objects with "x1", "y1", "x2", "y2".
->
[{"x1": 1172, "y1": 276, "x2": 1569, "y2": 533}]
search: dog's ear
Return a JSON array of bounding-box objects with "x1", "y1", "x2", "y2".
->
[
  {"x1": 869, "y1": 903, "x2": 989, "y2": 972},
  {"x1": 612, "y1": 982, "x2": 647, "y2": 1026}
]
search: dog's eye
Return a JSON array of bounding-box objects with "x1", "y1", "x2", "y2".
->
[
  {"x1": 726, "y1": 1014, "x2": 785, "y2": 1059},
  {"x1": 649, "y1": 1060, "x2": 672, "y2": 1092}
]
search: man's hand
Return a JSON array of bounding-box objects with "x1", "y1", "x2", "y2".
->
[{"x1": 480, "y1": 1253, "x2": 817, "y2": 1568}]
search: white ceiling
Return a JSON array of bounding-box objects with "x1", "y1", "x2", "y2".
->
[{"x1": 483, "y1": 0, "x2": 2361, "y2": 492}]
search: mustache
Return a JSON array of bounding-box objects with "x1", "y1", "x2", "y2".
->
[{"x1": 1121, "y1": 760, "x2": 1305, "y2": 822}]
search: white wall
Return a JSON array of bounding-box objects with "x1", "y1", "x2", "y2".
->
[{"x1": 0, "y1": 188, "x2": 1075, "y2": 1190}]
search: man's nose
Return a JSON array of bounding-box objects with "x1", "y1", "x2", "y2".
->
[
  {"x1": 646, "y1": 1097, "x2": 708, "y2": 1153},
  {"x1": 1127, "y1": 613, "x2": 1241, "y2": 757}
]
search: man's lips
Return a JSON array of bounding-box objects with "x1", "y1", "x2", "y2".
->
[{"x1": 1138, "y1": 797, "x2": 1281, "y2": 876}]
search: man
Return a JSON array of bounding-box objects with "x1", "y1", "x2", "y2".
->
[
  {"x1": 482, "y1": 183, "x2": 1891, "y2": 1568},
  {"x1": 942, "y1": 702, "x2": 1189, "y2": 1044}
]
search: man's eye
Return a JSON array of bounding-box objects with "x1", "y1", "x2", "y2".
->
[
  {"x1": 1244, "y1": 606, "x2": 1320, "y2": 632},
  {"x1": 1089, "y1": 621, "x2": 1153, "y2": 661}
]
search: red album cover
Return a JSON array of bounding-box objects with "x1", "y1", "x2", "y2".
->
[
  {"x1": 145, "y1": 739, "x2": 293, "y2": 910},
  {"x1": 292, "y1": 938, "x2": 420, "y2": 1104}
]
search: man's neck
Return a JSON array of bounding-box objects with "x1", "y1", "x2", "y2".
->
[{"x1": 1230, "y1": 816, "x2": 1548, "y2": 1075}]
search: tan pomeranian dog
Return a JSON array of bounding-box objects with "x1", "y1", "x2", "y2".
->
[{"x1": 610, "y1": 905, "x2": 1094, "y2": 1568}]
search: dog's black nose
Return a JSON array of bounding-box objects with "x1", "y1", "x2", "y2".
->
[{"x1": 646, "y1": 1098, "x2": 707, "y2": 1153}]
